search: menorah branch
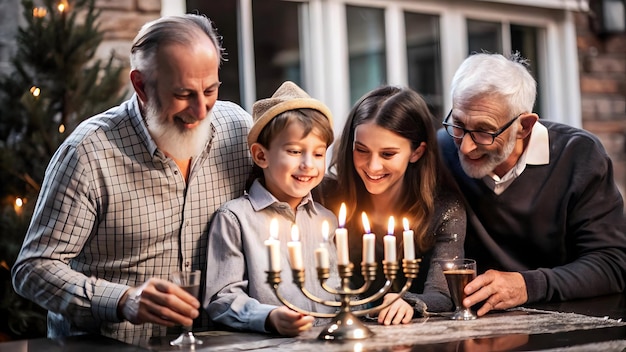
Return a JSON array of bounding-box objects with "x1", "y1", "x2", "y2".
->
[{"x1": 266, "y1": 258, "x2": 421, "y2": 340}]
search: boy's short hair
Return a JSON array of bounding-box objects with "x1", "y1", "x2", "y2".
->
[{"x1": 248, "y1": 81, "x2": 333, "y2": 147}]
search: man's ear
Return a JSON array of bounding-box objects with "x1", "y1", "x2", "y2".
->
[
  {"x1": 250, "y1": 143, "x2": 269, "y2": 168},
  {"x1": 518, "y1": 113, "x2": 539, "y2": 139},
  {"x1": 130, "y1": 70, "x2": 148, "y2": 103},
  {"x1": 409, "y1": 142, "x2": 427, "y2": 163}
]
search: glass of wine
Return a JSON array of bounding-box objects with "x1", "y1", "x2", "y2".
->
[
  {"x1": 169, "y1": 270, "x2": 203, "y2": 346},
  {"x1": 440, "y1": 258, "x2": 477, "y2": 320}
]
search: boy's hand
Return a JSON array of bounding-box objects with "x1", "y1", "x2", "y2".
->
[
  {"x1": 267, "y1": 306, "x2": 314, "y2": 336},
  {"x1": 377, "y1": 293, "x2": 413, "y2": 325}
]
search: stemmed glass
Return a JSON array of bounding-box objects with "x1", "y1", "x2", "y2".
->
[
  {"x1": 169, "y1": 270, "x2": 203, "y2": 346},
  {"x1": 440, "y1": 258, "x2": 478, "y2": 320}
]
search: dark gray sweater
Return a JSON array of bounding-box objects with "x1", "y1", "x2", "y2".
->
[{"x1": 438, "y1": 120, "x2": 626, "y2": 303}]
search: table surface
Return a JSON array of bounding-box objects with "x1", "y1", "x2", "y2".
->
[{"x1": 1, "y1": 293, "x2": 625, "y2": 352}]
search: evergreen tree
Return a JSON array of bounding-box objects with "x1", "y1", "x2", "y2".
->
[{"x1": 0, "y1": 0, "x2": 127, "y2": 340}]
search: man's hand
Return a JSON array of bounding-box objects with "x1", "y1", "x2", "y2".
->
[
  {"x1": 266, "y1": 306, "x2": 314, "y2": 336},
  {"x1": 119, "y1": 278, "x2": 200, "y2": 327},
  {"x1": 463, "y1": 269, "x2": 527, "y2": 316},
  {"x1": 376, "y1": 293, "x2": 413, "y2": 325}
]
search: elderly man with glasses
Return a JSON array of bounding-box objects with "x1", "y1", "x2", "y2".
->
[{"x1": 437, "y1": 52, "x2": 626, "y2": 317}]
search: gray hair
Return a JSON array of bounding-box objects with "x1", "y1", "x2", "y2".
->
[
  {"x1": 130, "y1": 14, "x2": 224, "y2": 86},
  {"x1": 450, "y1": 52, "x2": 537, "y2": 115}
]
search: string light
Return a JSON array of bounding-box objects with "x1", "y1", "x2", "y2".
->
[
  {"x1": 14, "y1": 197, "x2": 25, "y2": 216},
  {"x1": 33, "y1": 7, "x2": 47, "y2": 18},
  {"x1": 30, "y1": 86, "x2": 41, "y2": 97},
  {"x1": 59, "y1": 124, "x2": 65, "y2": 133},
  {"x1": 57, "y1": 0, "x2": 68, "y2": 13}
]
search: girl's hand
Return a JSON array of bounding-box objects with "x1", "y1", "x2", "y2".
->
[{"x1": 377, "y1": 293, "x2": 413, "y2": 325}]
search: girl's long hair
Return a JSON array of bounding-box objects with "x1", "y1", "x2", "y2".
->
[{"x1": 328, "y1": 86, "x2": 443, "y2": 251}]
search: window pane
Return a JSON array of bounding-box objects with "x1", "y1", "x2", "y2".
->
[
  {"x1": 405, "y1": 12, "x2": 443, "y2": 119},
  {"x1": 467, "y1": 19, "x2": 501, "y2": 54},
  {"x1": 186, "y1": 0, "x2": 241, "y2": 105},
  {"x1": 511, "y1": 24, "x2": 542, "y2": 114},
  {"x1": 252, "y1": 0, "x2": 302, "y2": 100},
  {"x1": 347, "y1": 6, "x2": 387, "y2": 104}
]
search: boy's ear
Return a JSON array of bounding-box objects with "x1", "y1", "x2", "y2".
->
[{"x1": 250, "y1": 143, "x2": 269, "y2": 168}]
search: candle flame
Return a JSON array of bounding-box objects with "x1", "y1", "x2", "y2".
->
[
  {"x1": 291, "y1": 224, "x2": 300, "y2": 242},
  {"x1": 269, "y1": 218, "x2": 278, "y2": 240},
  {"x1": 338, "y1": 203, "x2": 346, "y2": 228},
  {"x1": 361, "y1": 212, "x2": 371, "y2": 234},
  {"x1": 322, "y1": 220, "x2": 329, "y2": 242},
  {"x1": 388, "y1": 216, "x2": 395, "y2": 235},
  {"x1": 403, "y1": 217, "x2": 410, "y2": 231}
]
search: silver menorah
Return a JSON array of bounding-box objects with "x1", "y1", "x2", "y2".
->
[{"x1": 266, "y1": 258, "x2": 421, "y2": 340}]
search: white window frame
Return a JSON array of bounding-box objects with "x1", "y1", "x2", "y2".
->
[{"x1": 168, "y1": 0, "x2": 584, "y2": 130}]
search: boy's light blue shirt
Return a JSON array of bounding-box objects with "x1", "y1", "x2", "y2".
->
[{"x1": 204, "y1": 179, "x2": 340, "y2": 332}]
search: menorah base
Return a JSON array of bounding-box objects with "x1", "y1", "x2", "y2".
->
[{"x1": 317, "y1": 311, "x2": 374, "y2": 340}]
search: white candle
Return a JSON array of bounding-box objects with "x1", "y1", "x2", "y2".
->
[
  {"x1": 361, "y1": 212, "x2": 375, "y2": 264},
  {"x1": 287, "y1": 224, "x2": 304, "y2": 269},
  {"x1": 265, "y1": 218, "x2": 281, "y2": 271},
  {"x1": 335, "y1": 203, "x2": 350, "y2": 265},
  {"x1": 315, "y1": 220, "x2": 330, "y2": 268},
  {"x1": 402, "y1": 217, "x2": 415, "y2": 260},
  {"x1": 384, "y1": 216, "x2": 397, "y2": 262}
]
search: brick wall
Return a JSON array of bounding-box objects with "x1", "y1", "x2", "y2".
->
[
  {"x1": 0, "y1": 0, "x2": 21, "y2": 76},
  {"x1": 94, "y1": 0, "x2": 161, "y2": 72},
  {"x1": 576, "y1": 11, "x2": 626, "y2": 199}
]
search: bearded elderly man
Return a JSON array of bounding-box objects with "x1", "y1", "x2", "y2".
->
[
  {"x1": 438, "y1": 52, "x2": 626, "y2": 317},
  {"x1": 12, "y1": 14, "x2": 252, "y2": 345}
]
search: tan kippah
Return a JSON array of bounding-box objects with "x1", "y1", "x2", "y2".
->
[{"x1": 248, "y1": 81, "x2": 333, "y2": 147}]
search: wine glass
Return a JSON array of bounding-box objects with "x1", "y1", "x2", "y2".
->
[
  {"x1": 440, "y1": 258, "x2": 477, "y2": 320},
  {"x1": 169, "y1": 270, "x2": 203, "y2": 346}
]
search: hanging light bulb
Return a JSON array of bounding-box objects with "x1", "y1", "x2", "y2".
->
[{"x1": 59, "y1": 124, "x2": 66, "y2": 134}]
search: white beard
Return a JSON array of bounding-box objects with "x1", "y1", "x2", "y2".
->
[
  {"x1": 143, "y1": 94, "x2": 212, "y2": 161},
  {"x1": 459, "y1": 124, "x2": 518, "y2": 179}
]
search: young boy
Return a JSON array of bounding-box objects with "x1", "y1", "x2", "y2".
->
[{"x1": 204, "y1": 81, "x2": 338, "y2": 336}]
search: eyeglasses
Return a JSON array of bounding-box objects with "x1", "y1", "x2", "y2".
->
[{"x1": 442, "y1": 110, "x2": 522, "y2": 146}]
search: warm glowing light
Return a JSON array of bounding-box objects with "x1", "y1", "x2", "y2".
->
[
  {"x1": 322, "y1": 220, "x2": 329, "y2": 242},
  {"x1": 270, "y1": 218, "x2": 279, "y2": 240},
  {"x1": 388, "y1": 216, "x2": 395, "y2": 235},
  {"x1": 33, "y1": 7, "x2": 47, "y2": 18},
  {"x1": 290, "y1": 224, "x2": 300, "y2": 242},
  {"x1": 361, "y1": 212, "x2": 370, "y2": 234},
  {"x1": 338, "y1": 203, "x2": 346, "y2": 227},
  {"x1": 403, "y1": 217, "x2": 410, "y2": 231},
  {"x1": 58, "y1": 124, "x2": 65, "y2": 133},
  {"x1": 13, "y1": 197, "x2": 25, "y2": 215},
  {"x1": 57, "y1": 0, "x2": 68, "y2": 13},
  {"x1": 30, "y1": 86, "x2": 40, "y2": 97}
]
